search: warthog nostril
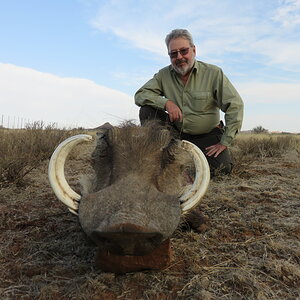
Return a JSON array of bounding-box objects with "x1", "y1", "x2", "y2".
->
[{"x1": 91, "y1": 224, "x2": 164, "y2": 255}]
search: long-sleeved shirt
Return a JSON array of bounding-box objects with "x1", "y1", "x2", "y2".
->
[{"x1": 135, "y1": 60, "x2": 244, "y2": 147}]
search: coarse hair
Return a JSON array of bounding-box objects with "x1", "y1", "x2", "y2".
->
[{"x1": 165, "y1": 29, "x2": 194, "y2": 48}]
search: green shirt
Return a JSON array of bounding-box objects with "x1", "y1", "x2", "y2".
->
[{"x1": 135, "y1": 60, "x2": 244, "y2": 147}]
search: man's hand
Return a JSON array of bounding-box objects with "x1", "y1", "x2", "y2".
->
[
  {"x1": 205, "y1": 143, "x2": 227, "y2": 158},
  {"x1": 165, "y1": 100, "x2": 182, "y2": 122}
]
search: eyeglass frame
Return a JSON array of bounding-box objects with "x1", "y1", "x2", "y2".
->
[{"x1": 168, "y1": 47, "x2": 191, "y2": 59}]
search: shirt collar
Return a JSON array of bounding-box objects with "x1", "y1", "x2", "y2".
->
[{"x1": 193, "y1": 60, "x2": 199, "y2": 72}]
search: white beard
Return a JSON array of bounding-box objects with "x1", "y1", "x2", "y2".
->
[{"x1": 173, "y1": 58, "x2": 195, "y2": 76}]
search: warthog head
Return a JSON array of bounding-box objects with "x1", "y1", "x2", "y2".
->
[{"x1": 48, "y1": 122, "x2": 210, "y2": 271}]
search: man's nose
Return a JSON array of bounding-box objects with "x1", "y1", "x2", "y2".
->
[{"x1": 176, "y1": 52, "x2": 183, "y2": 59}]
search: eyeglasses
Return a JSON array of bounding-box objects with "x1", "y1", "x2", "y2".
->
[{"x1": 168, "y1": 47, "x2": 190, "y2": 59}]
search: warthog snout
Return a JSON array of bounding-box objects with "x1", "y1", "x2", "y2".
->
[{"x1": 91, "y1": 223, "x2": 163, "y2": 255}]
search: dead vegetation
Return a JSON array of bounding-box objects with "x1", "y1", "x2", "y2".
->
[
  {"x1": 0, "y1": 122, "x2": 83, "y2": 187},
  {"x1": 0, "y1": 128, "x2": 299, "y2": 299}
]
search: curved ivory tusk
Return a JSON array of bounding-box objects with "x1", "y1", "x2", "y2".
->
[
  {"x1": 179, "y1": 140, "x2": 210, "y2": 213},
  {"x1": 48, "y1": 134, "x2": 93, "y2": 214}
]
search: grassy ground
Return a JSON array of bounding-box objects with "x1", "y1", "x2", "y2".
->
[{"x1": 0, "y1": 130, "x2": 299, "y2": 299}]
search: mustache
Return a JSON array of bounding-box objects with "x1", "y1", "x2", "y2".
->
[{"x1": 175, "y1": 58, "x2": 188, "y2": 65}]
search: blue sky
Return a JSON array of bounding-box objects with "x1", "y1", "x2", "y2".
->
[{"x1": 0, "y1": 0, "x2": 299, "y2": 132}]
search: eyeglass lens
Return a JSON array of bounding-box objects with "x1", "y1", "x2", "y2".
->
[{"x1": 169, "y1": 47, "x2": 189, "y2": 58}]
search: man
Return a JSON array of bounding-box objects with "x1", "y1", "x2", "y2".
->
[{"x1": 135, "y1": 29, "x2": 244, "y2": 176}]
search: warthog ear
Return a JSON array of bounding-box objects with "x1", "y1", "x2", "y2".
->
[
  {"x1": 90, "y1": 130, "x2": 113, "y2": 192},
  {"x1": 161, "y1": 138, "x2": 178, "y2": 169},
  {"x1": 92, "y1": 131, "x2": 110, "y2": 160},
  {"x1": 156, "y1": 139, "x2": 191, "y2": 195}
]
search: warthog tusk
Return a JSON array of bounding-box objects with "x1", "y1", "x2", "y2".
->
[
  {"x1": 49, "y1": 136, "x2": 209, "y2": 215},
  {"x1": 48, "y1": 134, "x2": 93, "y2": 215},
  {"x1": 179, "y1": 140, "x2": 210, "y2": 213}
]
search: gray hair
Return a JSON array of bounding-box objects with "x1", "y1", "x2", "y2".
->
[{"x1": 165, "y1": 29, "x2": 194, "y2": 48}]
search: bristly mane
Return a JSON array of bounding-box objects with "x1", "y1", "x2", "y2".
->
[
  {"x1": 108, "y1": 120, "x2": 178, "y2": 171},
  {"x1": 82, "y1": 120, "x2": 190, "y2": 195}
]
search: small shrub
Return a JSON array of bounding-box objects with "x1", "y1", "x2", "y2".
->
[{"x1": 252, "y1": 126, "x2": 268, "y2": 134}]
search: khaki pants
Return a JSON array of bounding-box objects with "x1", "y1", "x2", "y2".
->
[{"x1": 139, "y1": 105, "x2": 233, "y2": 176}]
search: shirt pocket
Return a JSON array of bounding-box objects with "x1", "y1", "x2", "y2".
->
[{"x1": 190, "y1": 91, "x2": 214, "y2": 112}]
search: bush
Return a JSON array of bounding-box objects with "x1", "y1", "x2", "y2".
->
[
  {"x1": 0, "y1": 121, "x2": 83, "y2": 186},
  {"x1": 252, "y1": 126, "x2": 268, "y2": 134}
]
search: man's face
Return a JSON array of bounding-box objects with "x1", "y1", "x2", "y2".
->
[{"x1": 168, "y1": 37, "x2": 196, "y2": 76}]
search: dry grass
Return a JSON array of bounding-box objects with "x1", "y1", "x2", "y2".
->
[
  {"x1": 0, "y1": 122, "x2": 83, "y2": 187},
  {"x1": 234, "y1": 134, "x2": 299, "y2": 159},
  {"x1": 231, "y1": 133, "x2": 300, "y2": 177},
  {"x1": 0, "y1": 130, "x2": 299, "y2": 299}
]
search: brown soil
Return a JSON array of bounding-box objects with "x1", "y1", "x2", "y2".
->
[{"x1": 1, "y1": 147, "x2": 299, "y2": 299}]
